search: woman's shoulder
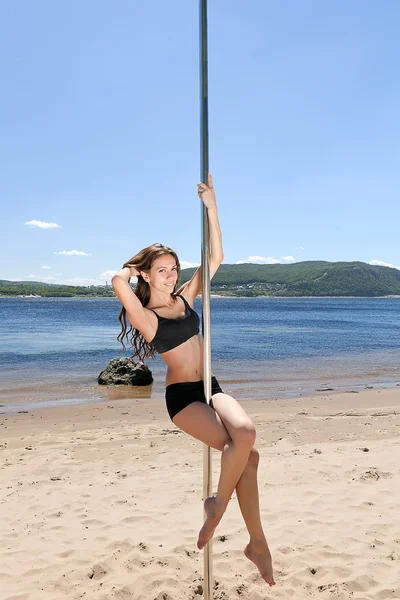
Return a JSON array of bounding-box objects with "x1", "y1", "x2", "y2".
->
[{"x1": 174, "y1": 292, "x2": 194, "y2": 309}]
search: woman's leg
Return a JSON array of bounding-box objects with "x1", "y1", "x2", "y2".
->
[
  {"x1": 172, "y1": 395, "x2": 275, "y2": 586},
  {"x1": 173, "y1": 393, "x2": 255, "y2": 548},
  {"x1": 211, "y1": 393, "x2": 275, "y2": 586},
  {"x1": 235, "y1": 447, "x2": 275, "y2": 586},
  {"x1": 211, "y1": 395, "x2": 265, "y2": 541}
]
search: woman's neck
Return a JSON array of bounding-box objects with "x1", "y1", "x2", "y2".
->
[{"x1": 149, "y1": 290, "x2": 176, "y2": 308}]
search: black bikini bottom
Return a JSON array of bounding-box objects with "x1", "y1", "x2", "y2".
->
[{"x1": 165, "y1": 376, "x2": 224, "y2": 421}]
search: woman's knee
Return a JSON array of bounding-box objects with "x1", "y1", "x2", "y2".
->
[{"x1": 232, "y1": 421, "x2": 256, "y2": 448}]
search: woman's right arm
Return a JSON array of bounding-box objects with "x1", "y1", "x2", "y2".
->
[{"x1": 112, "y1": 267, "x2": 154, "y2": 335}]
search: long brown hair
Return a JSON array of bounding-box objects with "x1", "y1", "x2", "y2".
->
[{"x1": 117, "y1": 243, "x2": 181, "y2": 360}]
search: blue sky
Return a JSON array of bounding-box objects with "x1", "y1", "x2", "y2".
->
[{"x1": 1, "y1": 1, "x2": 399, "y2": 286}]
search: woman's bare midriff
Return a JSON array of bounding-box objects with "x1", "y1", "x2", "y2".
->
[{"x1": 160, "y1": 334, "x2": 205, "y2": 386}]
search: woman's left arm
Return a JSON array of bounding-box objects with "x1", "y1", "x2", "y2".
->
[{"x1": 177, "y1": 174, "x2": 224, "y2": 300}]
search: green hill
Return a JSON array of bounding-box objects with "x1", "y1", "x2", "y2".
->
[
  {"x1": 1, "y1": 261, "x2": 400, "y2": 297},
  {"x1": 180, "y1": 261, "x2": 400, "y2": 297},
  {"x1": 0, "y1": 280, "x2": 114, "y2": 297}
]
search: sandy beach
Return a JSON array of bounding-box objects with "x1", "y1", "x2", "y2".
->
[{"x1": 1, "y1": 387, "x2": 400, "y2": 599}]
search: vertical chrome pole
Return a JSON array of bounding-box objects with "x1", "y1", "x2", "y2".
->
[{"x1": 200, "y1": 1, "x2": 213, "y2": 599}]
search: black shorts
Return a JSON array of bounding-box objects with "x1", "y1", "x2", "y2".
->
[{"x1": 165, "y1": 376, "x2": 224, "y2": 421}]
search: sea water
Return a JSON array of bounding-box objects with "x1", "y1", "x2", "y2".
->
[{"x1": 0, "y1": 296, "x2": 399, "y2": 402}]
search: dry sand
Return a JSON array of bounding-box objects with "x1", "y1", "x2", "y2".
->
[{"x1": 1, "y1": 387, "x2": 400, "y2": 599}]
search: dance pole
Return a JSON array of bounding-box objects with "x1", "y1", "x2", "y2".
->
[{"x1": 200, "y1": 0, "x2": 213, "y2": 599}]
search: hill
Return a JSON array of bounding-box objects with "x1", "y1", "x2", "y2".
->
[
  {"x1": 0, "y1": 280, "x2": 114, "y2": 298},
  {"x1": 180, "y1": 261, "x2": 400, "y2": 297},
  {"x1": 1, "y1": 262, "x2": 400, "y2": 297}
]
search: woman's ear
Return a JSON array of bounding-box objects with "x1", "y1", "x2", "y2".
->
[{"x1": 140, "y1": 271, "x2": 149, "y2": 283}]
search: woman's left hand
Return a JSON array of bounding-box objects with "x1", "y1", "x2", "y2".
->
[{"x1": 197, "y1": 173, "x2": 216, "y2": 209}]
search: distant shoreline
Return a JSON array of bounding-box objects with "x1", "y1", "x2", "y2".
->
[{"x1": 3, "y1": 260, "x2": 400, "y2": 298}]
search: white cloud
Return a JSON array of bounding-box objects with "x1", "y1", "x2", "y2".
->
[
  {"x1": 41, "y1": 265, "x2": 51, "y2": 269},
  {"x1": 236, "y1": 256, "x2": 280, "y2": 264},
  {"x1": 282, "y1": 256, "x2": 295, "y2": 261},
  {"x1": 24, "y1": 274, "x2": 58, "y2": 282},
  {"x1": 180, "y1": 260, "x2": 200, "y2": 269},
  {"x1": 100, "y1": 270, "x2": 118, "y2": 279},
  {"x1": 22, "y1": 274, "x2": 102, "y2": 286},
  {"x1": 54, "y1": 250, "x2": 91, "y2": 256},
  {"x1": 24, "y1": 220, "x2": 61, "y2": 229},
  {"x1": 370, "y1": 260, "x2": 400, "y2": 270},
  {"x1": 61, "y1": 277, "x2": 101, "y2": 286}
]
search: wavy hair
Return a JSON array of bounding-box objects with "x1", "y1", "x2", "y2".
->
[{"x1": 117, "y1": 243, "x2": 181, "y2": 360}]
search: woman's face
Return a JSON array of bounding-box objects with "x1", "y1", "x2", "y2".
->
[{"x1": 145, "y1": 254, "x2": 178, "y2": 292}]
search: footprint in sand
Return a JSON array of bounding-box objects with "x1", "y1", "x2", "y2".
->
[
  {"x1": 57, "y1": 550, "x2": 75, "y2": 558},
  {"x1": 359, "y1": 469, "x2": 392, "y2": 482},
  {"x1": 106, "y1": 541, "x2": 133, "y2": 553},
  {"x1": 87, "y1": 563, "x2": 108, "y2": 580},
  {"x1": 121, "y1": 516, "x2": 146, "y2": 525},
  {"x1": 83, "y1": 518, "x2": 104, "y2": 527},
  {"x1": 318, "y1": 582, "x2": 347, "y2": 593}
]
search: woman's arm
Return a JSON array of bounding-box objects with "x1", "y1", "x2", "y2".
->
[
  {"x1": 112, "y1": 267, "x2": 154, "y2": 336},
  {"x1": 177, "y1": 174, "x2": 224, "y2": 301}
]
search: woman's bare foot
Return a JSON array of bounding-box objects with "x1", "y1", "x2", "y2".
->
[
  {"x1": 244, "y1": 540, "x2": 276, "y2": 586},
  {"x1": 197, "y1": 497, "x2": 224, "y2": 550}
]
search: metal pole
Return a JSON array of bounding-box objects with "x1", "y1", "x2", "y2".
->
[{"x1": 200, "y1": 1, "x2": 213, "y2": 599}]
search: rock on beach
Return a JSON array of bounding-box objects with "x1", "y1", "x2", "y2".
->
[{"x1": 98, "y1": 357, "x2": 153, "y2": 386}]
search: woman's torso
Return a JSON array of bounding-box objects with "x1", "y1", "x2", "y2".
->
[
  {"x1": 145, "y1": 294, "x2": 204, "y2": 385},
  {"x1": 160, "y1": 335, "x2": 204, "y2": 385}
]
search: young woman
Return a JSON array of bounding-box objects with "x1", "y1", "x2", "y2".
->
[{"x1": 112, "y1": 175, "x2": 275, "y2": 587}]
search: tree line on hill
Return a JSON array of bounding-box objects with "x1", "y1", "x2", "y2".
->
[
  {"x1": 1, "y1": 261, "x2": 400, "y2": 298},
  {"x1": 0, "y1": 281, "x2": 115, "y2": 297},
  {"x1": 180, "y1": 261, "x2": 400, "y2": 297}
]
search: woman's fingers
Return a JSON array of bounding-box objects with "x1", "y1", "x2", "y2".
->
[
  {"x1": 197, "y1": 174, "x2": 214, "y2": 201},
  {"x1": 198, "y1": 174, "x2": 212, "y2": 184}
]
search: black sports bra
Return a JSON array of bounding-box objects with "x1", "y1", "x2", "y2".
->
[{"x1": 148, "y1": 295, "x2": 200, "y2": 354}]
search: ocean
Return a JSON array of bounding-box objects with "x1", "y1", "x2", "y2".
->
[{"x1": 0, "y1": 296, "x2": 399, "y2": 407}]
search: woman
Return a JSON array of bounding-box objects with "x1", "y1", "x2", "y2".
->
[{"x1": 112, "y1": 175, "x2": 275, "y2": 587}]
